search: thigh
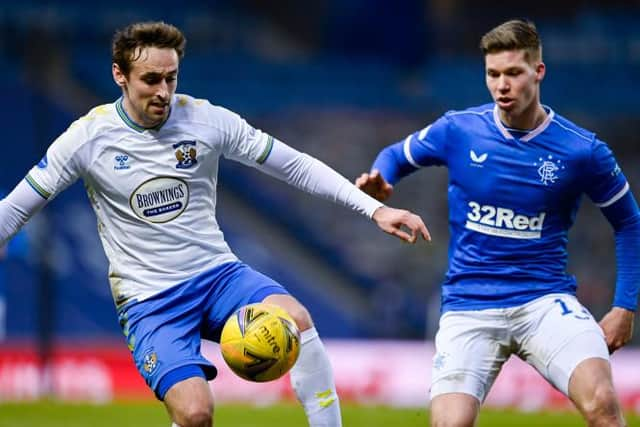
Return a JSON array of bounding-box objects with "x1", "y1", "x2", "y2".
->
[
  {"x1": 516, "y1": 294, "x2": 609, "y2": 395},
  {"x1": 119, "y1": 293, "x2": 216, "y2": 398},
  {"x1": 568, "y1": 357, "x2": 619, "y2": 410},
  {"x1": 201, "y1": 262, "x2": 289, "y2": 342},
  {"x1": 431, "y1": 310, "x2": 511, "y2": 403}
]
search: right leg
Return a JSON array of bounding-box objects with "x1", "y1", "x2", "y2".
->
[
  {"x1": 430, "y1": 310, "x2": 511, "y2": 427},
  {"x1": 164, "y1": 376, "x2": 214, "y2": 427}
]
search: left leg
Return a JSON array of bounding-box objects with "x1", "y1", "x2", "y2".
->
[
  {"x1": 200, "y1": 263, "x2": 341, "y2": 427},
  {"x1": 264, "y1": 293, "x2": 342, "y2": 427},
  {"x1": 568, "y1": 358, "x2": 625, "y2": 427},
  {"x1": 516, "y1": 294, "x2": 624, "y2": 427}
]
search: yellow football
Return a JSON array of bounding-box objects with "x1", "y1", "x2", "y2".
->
[{"x1": 220, "y1": 303, "x2": 301, "y2": 382}]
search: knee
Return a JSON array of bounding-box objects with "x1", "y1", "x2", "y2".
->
[
  {"x1": 263, "y1": 294, "x2": 314, "y2": 331},
  {"x1": 287, "y1": 304, "x2": 313, "y2": 331},
  {"x1": 430, "y1": 394, "x2": 478, "y2": 427},
  {"x1": 431, "y1": 413, "x2": 476, "y2": 427},
  {"x1": 174, "y1": 401, "x2": 213, "y2": 427},
  {"x1": 580, "y1": 384, "x2": 622, "y2": 425}
]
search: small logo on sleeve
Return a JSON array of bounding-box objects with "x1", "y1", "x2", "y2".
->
[{"x1": 37, "y1": 154, "x2": 48, "y2": 169}]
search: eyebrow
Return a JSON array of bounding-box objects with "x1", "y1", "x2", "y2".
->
[{"x1": 140, "y1": 69, "x2": 178, "y2": 77}]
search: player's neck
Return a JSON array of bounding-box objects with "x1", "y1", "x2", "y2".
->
[
  {"x1": 121, "y1": 96, "x2": 164, "y2": 129},
  {"x1": 499, "y1": 103, "x2": 547, "y2": 131}
]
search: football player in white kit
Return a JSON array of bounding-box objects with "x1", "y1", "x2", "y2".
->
[{"x1": 0, "y1": 22, "x2": 430, "y2": 427}]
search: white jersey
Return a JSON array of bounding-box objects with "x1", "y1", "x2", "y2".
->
[{"x1": 24, "y1": 94, "x2": 382, "y2": 306}]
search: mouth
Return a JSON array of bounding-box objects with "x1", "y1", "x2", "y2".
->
[
  {"x1": 497, "y1": 97, "x2": 515, "y2": 108},
  {"x1": 149, "y1": 103, "x2": 169, "y2": 114}
]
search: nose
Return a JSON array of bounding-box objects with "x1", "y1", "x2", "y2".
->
[
  {"x1": 497, "y1": 76, "x2": 510, "y2": 92},
  {"x1": 156, "y1": 81, "x2": 169, "y2": 101}
]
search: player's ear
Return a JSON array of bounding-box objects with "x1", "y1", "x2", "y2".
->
[
  {"x1": 112, "y1": 63, "x2": 127, "y2": 88},
  {"x1": 535, "y1": 61, "x2": 546, "y2": 83}
]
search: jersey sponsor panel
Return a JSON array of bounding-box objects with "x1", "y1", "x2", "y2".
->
[{"x1": 465, "y1": 201, "x2": 545, "y2": 239}]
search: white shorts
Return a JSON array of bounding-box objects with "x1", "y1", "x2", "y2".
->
[{"x1": 430, "y1": 293, "x2": 609, "y2": 402}]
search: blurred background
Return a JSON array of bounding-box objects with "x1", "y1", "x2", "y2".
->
[{"x1": 0, "y1": 0, "x2": 639, "y2": 406}]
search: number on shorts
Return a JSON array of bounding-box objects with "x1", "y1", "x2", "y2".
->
[{"x1": 554, "y1": 298, "x2": 590, "y2": 320}]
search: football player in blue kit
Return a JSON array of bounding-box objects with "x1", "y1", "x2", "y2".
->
[
  {"x1": 0, "y1": 22, "x2": 430, "y2": 427},
  {"x1": 356, "y1": 19, "x2": 639, "y2": 427}
]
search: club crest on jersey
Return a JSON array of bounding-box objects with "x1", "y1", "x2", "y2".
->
[
  {"x1": 534, "y1": 155, "x2": 565, "y2": 186},
  {"x1": 173, "y1": 140, "x2": 198, "y2": 169}
]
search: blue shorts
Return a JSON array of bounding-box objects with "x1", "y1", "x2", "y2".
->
[{"x1": 117, "y1": 261, "x2": 289, "y2": 399}]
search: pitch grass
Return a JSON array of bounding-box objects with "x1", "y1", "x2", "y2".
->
[{"x1": 0, "y1": 401, "x2": 638, "y2": 426}]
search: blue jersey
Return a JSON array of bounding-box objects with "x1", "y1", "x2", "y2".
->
[{"x1": 376, "y1": 104, "x2": 629, "y2": 312}]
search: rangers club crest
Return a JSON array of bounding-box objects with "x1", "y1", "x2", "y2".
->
[
  {"x1": 173, "y1": 140, "x2": 198, "y2": 169},
  {"x1": 534, "y1": 155, "x2": 565, "y2": 186}
]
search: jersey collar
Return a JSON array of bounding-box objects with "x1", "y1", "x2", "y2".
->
[
  {"x1": 116, "y1": 97, "x2": 172, "y2": 133},
  {"x1": 493, "y1": 104, "x2": 554, "y2": 142}
]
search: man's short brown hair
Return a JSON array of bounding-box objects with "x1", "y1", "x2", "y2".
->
[
  {"x1": 112, "y1": 21, "x2": 186, "y2": 76},
  {"x1": 480, "y1": 19, "x2": 542, "y2": 63}
]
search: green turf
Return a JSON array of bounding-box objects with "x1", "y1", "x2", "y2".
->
[{"x1": 0, "y1": 402, "x2": 638, "y2": 426}]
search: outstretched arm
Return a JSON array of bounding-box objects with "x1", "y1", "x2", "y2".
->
[
  {"x1": 599, "y1": 191, "x2": 640, "y2": 353},
  {"x1": 0, "y1": 179, "x2": 48, "y2": 246},
  {"x1": 255, "y1": 139, "x2": 430, "y2": 243}
]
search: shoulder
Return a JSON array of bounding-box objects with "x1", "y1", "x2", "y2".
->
[
  {"x1": 443, "y1": 103, "x2": 494, "y2": 125},
  {"x1": 435, "y1": 103, "x2": 494, "y2": 135},
  {"x1": 54, "y1": 102, "x2": 118, "y2": 149},
  {"x1": 548, "y1": 110, "x2": 596, "y2": 144},
  {"x1": 172, "y1": 94, "x2": 239, "y2": 121},
  {"x1": 445, "y1": 103, "x2": 494, "y2": 119}
]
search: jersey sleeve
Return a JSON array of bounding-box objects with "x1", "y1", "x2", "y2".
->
[
  {"x1": 404, "y1": 115, "x2": 451, "y2": 168},
  {"x1": 584, "y1": 138, "x2": 629, "y2": 207},
  {"x1": 25, "y1": 119, "x2": 90, "y2": 201},
  {"x1": 213, "y1": 105, "x2": 274, "y2": 167}
]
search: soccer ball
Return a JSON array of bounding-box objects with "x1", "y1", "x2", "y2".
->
[{"x1": 220, "y1": 303, "x2": 301, "y2": 382}]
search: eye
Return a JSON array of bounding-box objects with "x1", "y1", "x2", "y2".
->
[{"x1": 143, "y1": 76, "x2": 161, "y2": 85}]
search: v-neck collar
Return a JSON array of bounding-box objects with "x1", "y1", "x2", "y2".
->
[
  {"x1": 116, "y1": 97, "x2": 171, "y2": 133},
  {"x1": 493, "y1": 104, "x2": 554, "y2": 142}
]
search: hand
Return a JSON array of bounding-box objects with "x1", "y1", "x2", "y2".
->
[
  {"x1": 355, "y1": 169, "x2": 393, "y2": 202},
  {"x1": 599, "y1": 307, "x2": 635, "y2": 354},
  {"x1": 372, "y1": 206, "x2": 431, "y2": 244}
]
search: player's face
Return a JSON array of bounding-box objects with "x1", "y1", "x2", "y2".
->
[
  {"x1": 113, "y1": 47, "x2": 179, "y2": 128},
  {"x1": 485, "y1": 50, "x2": 545, "y2": 126}
]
